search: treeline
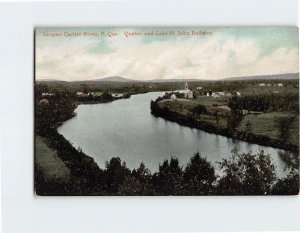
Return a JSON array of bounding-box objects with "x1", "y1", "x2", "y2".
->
[
  {"x1": 36, "y1": 83, "x2": 127, "y2": 104},
  {"x1": 150, "y1": 100, "x2": 299, "y2": 152},
  {"x1": 228, "y1": 93, "x2": 299, "y2": 113},
  {"x1": 151, "y1": 100, "x2": 226, "y2": 135},
  {"x1": 35, "y1": 92, "x2": 77, "y2": 135},
  {"x1": 35, "y1": 130, "x2": 299, "y2": 196}
]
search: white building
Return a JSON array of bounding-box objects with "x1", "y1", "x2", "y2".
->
[
  {"x1": 38, "y1": 98, "x2": 49, "y2": 105},
  {"x1": 42, "y1": 92, "x2": 55, "y2": 97},
  {"x1": 196, "y1": 86, "x2": 203, "y2": 90},
  {"x1": 183, "y1": 82, "x2": 193, "y2": 99},
  {"x1": 278, "y1": 83, "x2": 283, "y2": 87},
  {"x1": 76, "y1": 92, "x2": 88, "y2": 97},
  {"x1": 258, "y1": 83, "x2": 266, "y2": 87},
  {"x1": 170, "y1": 94, "x2": 177, "y2": 100},
  {"x1": 211, "y1": 92, "x2": 225, "y2": 98},
  {"x1": 111, "y1": 93, "x2": 123, "y2": 98}
]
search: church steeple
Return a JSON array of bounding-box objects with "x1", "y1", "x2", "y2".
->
[{"x1": 185, "y1": 81, "x2": 188, "y2": 90}]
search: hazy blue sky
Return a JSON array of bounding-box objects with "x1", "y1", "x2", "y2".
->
[{"x1": 36, "y1": 27, "x2": 298, "y2": 81}]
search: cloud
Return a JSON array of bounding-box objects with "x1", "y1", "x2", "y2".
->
[{"x1": 36, "y1": 34, "x2": 298, "y2": 81}]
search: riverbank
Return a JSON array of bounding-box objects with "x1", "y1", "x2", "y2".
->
[
  {"x1": 35, "y1": 92, "x2": 299, "y2": 195},
  {"x1": 35, "y1": 130, "x2": 104, "y2": 195},
  {"x1": 150, "y1": 99, "x2": 299, "y2": 153}
]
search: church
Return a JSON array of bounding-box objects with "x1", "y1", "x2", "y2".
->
[{"x1": 183, "y1": 82, "x2": 193, "y2": 99}]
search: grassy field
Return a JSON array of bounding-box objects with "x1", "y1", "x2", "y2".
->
[
  {"x1": 159, "y1": 98, "x2": 229, "y2": 130},
  {"x1": 159, "y1": 98, "x2": 299, "y2": 147},
  {"x1": 237, "y1": 112, "x2": 299, "y2": 146},
  {"x1": 35, "y1": 135, "x2": 70, "y2": 181},
  {"x1": 239, "y1": 85, "x2": 299, "y2": 96}
]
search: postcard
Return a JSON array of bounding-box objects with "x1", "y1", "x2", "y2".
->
[{"x1": 34, "y1": 27, "x2": 299, "y2": 196}]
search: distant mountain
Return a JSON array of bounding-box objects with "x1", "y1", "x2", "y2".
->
[
  {"x1": 37, "y1": 73, "x2": 299, "y2": 83},
  {"x1": 36, "y1": 79, "x2": 67, "y2": 83},
  {"x1": 146, "y1": 73, "x2": 299, "y2": 82},
  {"x1": 146, "y1": 78, "x2": 207, "y2": 83},
  {"x1": 92, "y1": 76, "x2": 139, "y2": 82},
  {"x1": 223, "y1": 73, "x2": 299, "y2": 81}
]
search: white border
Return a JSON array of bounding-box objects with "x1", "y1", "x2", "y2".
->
[{"x1": 0, "y1": 1, "x2": 299, "y2": 233}]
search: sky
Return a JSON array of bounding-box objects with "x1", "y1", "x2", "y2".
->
[{"x1": 35, "y1": 27, "x2": 299, "y2": 81}]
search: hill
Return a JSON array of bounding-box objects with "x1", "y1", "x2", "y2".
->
[
  {"x1": 223, "y1": 73, "x2": 299, "y2": 81},
  {"x1": 92, "y1": 76, "x2": 139, "y2": 82}
]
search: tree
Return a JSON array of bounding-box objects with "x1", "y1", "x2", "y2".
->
[
  {"x1": 102, "y1": 91, "x2": 113, "y2": 100},
  {"x1": 183, "y1": 153, "x2": 216, "y2": 195},
  {"x1": 274, "y1": 115, "x2": 296, "y2": 142},
  {"x1": 104, "y1": 157, "x2": 130, "y2": 193},
  {"x1": 271, "y1": 170, "x2": 299, "y2": 195},
  {"x1": 217, "y1": 149, "x2": 276, "y2": 195},
  {"x1": 245, "y1": 120, "x2": 252, "y2": 133},
  {"x1": 152, "y1": 158, "x2": 183, "y2": 195},
  {"x1": 272, "y1": 151, "x2": 299, "y2": 195}
]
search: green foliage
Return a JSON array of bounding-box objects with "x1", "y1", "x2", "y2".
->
[
  {"x1": 227, "y1": 101, "x2": 244, "y2": 132},
  {"x1": 183, "y1": 153, "x2": 216, "y2": 195},
  {"x1": 35, "y1": 81, "x2": 299, "y2": 196},
  {"x1": 271, "y1": 170, "x2": 299, "y2": 195},
  {"x1": 152, "y1": 158, "x2": 183, "y2": 195},
  {"x1": 228, "y1": 93, "x2": 299, "y2": 113},
  {"x1": 245, "y1": 120, "x2": 252, "y2": 132},
  {"x1": 104, "y1": 157, "x2": 131, "y2": 193},
  {"x1": 218, "y1": 149, "x2": 277, "y2": 195},
  {"x1": 278, "y1": 151, "x2": 299, "y2": 171},
  {"x1": 274, "y1": 115, "x2": 297, "y2": 142},
  {"x1": 101, "y1": 91, "x2": 113, "y2": 99}
]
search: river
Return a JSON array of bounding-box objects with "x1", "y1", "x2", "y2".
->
[{"x1": 58, "y1": 92, "x2": 287, "y2": 176}]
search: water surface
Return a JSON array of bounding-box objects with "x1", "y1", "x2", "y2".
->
[{"x1": 58, "y1": 92, "x2": 286, "y2": 176}]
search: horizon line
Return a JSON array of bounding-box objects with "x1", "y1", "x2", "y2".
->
[{"x1": 35, "y1": 72, "x2": 299, "y2": 82}]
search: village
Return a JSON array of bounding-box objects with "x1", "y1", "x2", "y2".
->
[
  {"x1": 161, "y1": 81, "x2": 287, "y2": 116},
  {"x1": 155, "y1": 80, "x2": 298, "y2": 150}
]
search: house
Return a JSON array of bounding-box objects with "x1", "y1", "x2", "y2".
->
[
  {"x1": 236, "y1": 92, "x2": 241, "y2": 96},
  {"x1": 76, "y1": 92, "x2": 88, "y2": 97},
  {"x1": 38, "y1": 98, "x2": 49, "y2": 105},
  {"x1": 111, "y1": 93, "x2": 123, "y2": 98},
  {"x1": 183, "y1": 82, "x2": 193, "y2": 99},
  {"x1": 225, "y1": 92, "x2": 232, "y2": 97},
  {"x1": 242, "y1": 109, "x2": 249, "y2": 114},
  {"x1": 170, "y1": 93, "x2": 177, "y2": 100},
  {"x1": 212, "y1": 92, "x2": 220, "y2": 98},
  {"x1": 258, "y1": 83, "x2": 266, "y2": 87},
  {"x1": 41, "y1": 92, "x2": 54, "y2": 97},
  {"x1": 196, "y1": 86, "x2": 203, "y2": 90},
  {"x1": 277, "y1": 83, "x2": 283, "y2": 87},
  {"x1": 212, "y1": 92, "x2": 225, "y2": 98}
]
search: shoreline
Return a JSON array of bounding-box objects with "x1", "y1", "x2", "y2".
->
[
  {"x1": 150, "y1": 100, "x2": 299, "y2": 153},
  {"x1": 35, "y1": 91, "x2": 299, "y2": 195}
]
